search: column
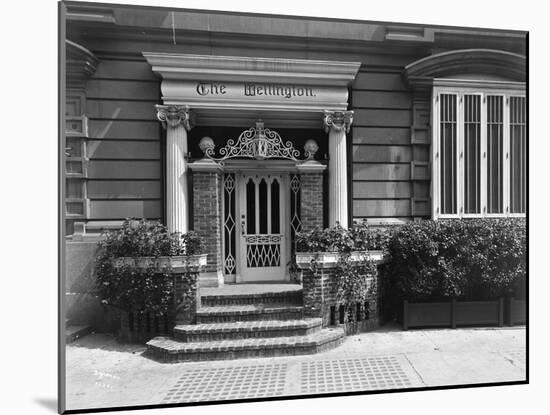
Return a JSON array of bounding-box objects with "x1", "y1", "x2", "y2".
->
[
  {"x1": 156, "y1": 105, "x2": 192, "y2": 234},
  {"x1": 324, "y1": 110, "x2": 353, "y2": 228}
]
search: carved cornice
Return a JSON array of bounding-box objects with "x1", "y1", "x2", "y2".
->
[
  {"x1": 323, "y1": 110, "x2": 353, "y2": 133},
  {"x1": 403, "y1": 49, "x2": 526, "y2": 90},
  {"x1": 66, "y1": 40, "x2": 99, "y2": 90},
  {"x1": 143, "y1": 53, "x2": 361, "y2": 87},
  {"x1": 155, "y1": 105, "x2": 193, "y2": 130}
]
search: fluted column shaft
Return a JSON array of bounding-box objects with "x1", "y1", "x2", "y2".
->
[
  {"x1": 324, "y1": 110, "x2": 353, "y2": 229},
  {"x1": 156, "y1": 105, "x2": 192, "y2": 233}
]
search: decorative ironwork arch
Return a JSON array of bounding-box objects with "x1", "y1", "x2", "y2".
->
[{"x1": 200, "y1": 120, "x2": 315, "y2": 163}]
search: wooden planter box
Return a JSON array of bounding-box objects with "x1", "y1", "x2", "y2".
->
[
  {"x1": 506, "y1": 297, "x2": 526, "y2": 325},
  {"x1": 402, "y1": 298, "x2": 505, "y2": 330},
  {"x1": 112, "y1": 253, "x2": 208, "y2": 273}
]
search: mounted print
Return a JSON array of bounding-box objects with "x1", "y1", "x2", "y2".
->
[{"x1": 59, "y1": 1, "x2": 527, "y2": 413}]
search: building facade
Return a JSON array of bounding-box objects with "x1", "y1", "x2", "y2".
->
[{"x1": 63, "y1": 2, "x2": 526, "y2": 326}]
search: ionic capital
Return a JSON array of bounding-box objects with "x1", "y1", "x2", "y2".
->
[
  {"x1": 156, "y1": 105, "x2": 193, "y2": 130},
  {"x1": 323, "y1": 110, "x2": 354, "y2": 133}
]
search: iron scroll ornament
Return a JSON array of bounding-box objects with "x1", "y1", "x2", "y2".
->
[{"x1": 200, "y1": 120, "x2": 317, "y2": 163}]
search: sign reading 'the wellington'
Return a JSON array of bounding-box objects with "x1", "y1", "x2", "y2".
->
[
  {"x1": 161, "y1": 80, "x2": 348, "y2": 111},
  {"x1": 195, "y1": 82, "x2": 317, "y2": 99}
]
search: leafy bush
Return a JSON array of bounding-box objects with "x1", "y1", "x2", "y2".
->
[
  {"x1": 94, "y1": 218, "x2": 204, "y2": 315},
  {"x1": 381, "y1": 218, "x2": 526, "y2": 310},
  {"x1": 296, "y1": 222, "x2": 392, "y2": 253},
  {"x1": 97, "y1": 218, "x2": 203, "y2": 258}
]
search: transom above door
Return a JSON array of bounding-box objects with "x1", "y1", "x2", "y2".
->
[{"x1": 238, "y1": 173, "x2": 288, "y2": 282}]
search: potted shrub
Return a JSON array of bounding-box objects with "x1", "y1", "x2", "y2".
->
[
  {"x1": 295, "y1": 223, "x2": 390, "y2": 334},
  {"x1": 94, "y1": 219, "x2": 206, "y2": 342}
]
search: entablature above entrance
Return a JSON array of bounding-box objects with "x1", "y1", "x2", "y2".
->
[{"x1": 143, "y1": 53, "x2": 361, "y2": 127}]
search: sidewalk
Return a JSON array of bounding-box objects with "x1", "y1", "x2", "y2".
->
[{"x1": 64, "y1": 324, "x2": 526, "y2": 412}]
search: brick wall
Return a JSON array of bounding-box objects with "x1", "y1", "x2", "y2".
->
[
  {"x1": 300, "y1": 172, "x2": 324, "y2": 232},
  {"x1": 301, "y1": 265, "x2": 380, "y2": 334},
  {"x1": 192, "y1": 171, "x2": 223, "y2": 275}
]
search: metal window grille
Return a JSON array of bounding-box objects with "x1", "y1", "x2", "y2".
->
[{"x1": 510, "y1": 96, "x2": 526, "y2": 214}]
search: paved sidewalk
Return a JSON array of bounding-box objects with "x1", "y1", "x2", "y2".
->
[{"x1": 64, "y1": 324, "x2": 526, "y2": 412}]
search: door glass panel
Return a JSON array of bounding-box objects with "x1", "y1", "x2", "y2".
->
[
  {"x1": 259, "y1": 179, "x2": 268, "y2": 234},
  {"x1": 246, "y1": 179, "x2": 255, "y2": 234},
  {"x1": 271, "y1": 179, "x2": 280, "y2": 234}
]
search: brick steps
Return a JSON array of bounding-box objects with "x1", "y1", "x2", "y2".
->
[
  {"x1": 174, "y1": 318, "x2": 322, "y2": 342},
  {"x1": 196, "y1": 304, "x2": 304, "y2": 323},
  {"x1": 200, "y1": 290, "x2": 302, "y2": 307},
  {"x1": 146, "y1": 327, "x2": 345, "y2": 362},
  {"x1": 145, "y1": 286, "x2": 345, "y2": 362}
]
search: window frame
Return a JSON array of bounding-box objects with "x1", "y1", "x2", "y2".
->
[{"x1": 432, "y1": 80, "x2": 526, "y2": 220}]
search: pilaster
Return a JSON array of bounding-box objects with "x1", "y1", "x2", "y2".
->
[{"x1": 189, "y1": 159, "x2": 224, "y2": 287}]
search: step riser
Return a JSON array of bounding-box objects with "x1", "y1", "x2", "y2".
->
[
  {"x1": 201, "y1": 294, "x2": 303, "y2": 307},
  {"x1": 175, "y1": 326, "x2": 320, "y2": 342},
  {"x1": 147, "y1": 336, "x2": 344, "y2": 363},
  {"x1": 197, "y1": 311, "x2": 304, "y2": 324}
]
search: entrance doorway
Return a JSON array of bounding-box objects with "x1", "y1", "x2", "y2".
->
[{"x1": 237, "y1": 172, "x2": 288, "y2": 282}]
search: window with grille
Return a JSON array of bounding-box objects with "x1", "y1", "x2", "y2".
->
[{"x1": 433, "y1": 88, "x2": 526, "y2": 218}]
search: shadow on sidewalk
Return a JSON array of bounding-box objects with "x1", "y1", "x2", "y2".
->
[{"x1": 66, "y1": 333, "x2": 147, "y2": 354}]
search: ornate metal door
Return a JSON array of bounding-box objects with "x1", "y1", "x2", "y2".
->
[{"x1": 238, "y1": 173, "x2": 287, "y2": 281}]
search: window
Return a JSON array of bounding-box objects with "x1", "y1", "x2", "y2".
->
[{"x1": 433, "y1": 87, "x2": 526, "y2": 218}]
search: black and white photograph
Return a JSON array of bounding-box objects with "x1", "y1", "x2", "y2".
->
[
  {"x1": 6, "y1": 0, "x2": 539, "y2": 413},
  {"x1": 56, "y1": 1, "x2": 531, "y2": 413}
]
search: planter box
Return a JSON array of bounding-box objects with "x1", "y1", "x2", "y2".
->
[
  {"x1": 402, "y1": 298, "x2": 505, "y2": 330},
  {"x1": 507, "y1": 297, "x2": 526, "y2": 325},
  {"x1": 295, "y1": 250, "x2": 384, "y2": 269},
  {"x1": 112, "y1": 253, "x2": 207, "y2": 273}
]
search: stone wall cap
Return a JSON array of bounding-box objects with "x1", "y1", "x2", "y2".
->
[
  {"x1": 295, "y1": 250, "x2": 384, "y2": 269},
  {"x1": 296, "y1": 160, "x2": 327, "y2": 172},
  {"x1": 188, "y1": 159, "x2": 223, "y2": 172}
]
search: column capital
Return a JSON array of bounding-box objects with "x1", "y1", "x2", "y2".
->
[
  {"x1": 156, "y1": 105, "x2": 193, "y2": 131},
  {"x1": 323, "y1": 110, "x2": 354, "y2": 133}
]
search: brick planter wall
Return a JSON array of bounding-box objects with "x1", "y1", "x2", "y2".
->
[
  {"x1": 299, "y1": 257, "x2": 381, "y2": 334},
  {"x1": 117, "y1": 267, "x2": 203, "y2": 342}
]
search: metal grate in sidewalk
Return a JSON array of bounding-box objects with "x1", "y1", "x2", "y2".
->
[
  {"x1": 299, "y1": 356, "x2": 414, "y2": 394},
  {"x1": 162, "y1": 363, "x2": 288, "y2": 403}
]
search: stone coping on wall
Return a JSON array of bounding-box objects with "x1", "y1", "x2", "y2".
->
[
  {"x1": 112, "y1": 254, "x2": 208, "y2": 273},
  {"x1": 295, "y1": 250, "x2": 384, "y2": 269}
]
